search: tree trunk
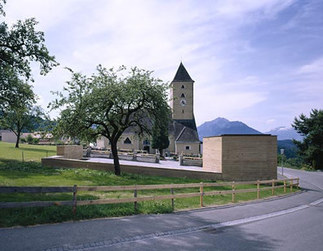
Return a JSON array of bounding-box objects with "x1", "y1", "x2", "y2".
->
[
  {"x1": 159, "y1": 148, "x2": 164, "y2": 157},
  {"x1": 15, "y1": 131, "x2": 21, "y2": 148},
  {"x1": 111, "y1": 142, "x2": 121, "y2": 175}
]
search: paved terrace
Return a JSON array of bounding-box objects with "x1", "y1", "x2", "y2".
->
[
  {"x1": 43, "y1": 156, "x2": 222, "y2": 180},
  {"x1": 87, "y1": 157, "x2": 206, "y2": 172}
]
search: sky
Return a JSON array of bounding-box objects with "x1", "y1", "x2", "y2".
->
[{"x1": 3, "y1": 0, "x2": 323, "y2": 132}]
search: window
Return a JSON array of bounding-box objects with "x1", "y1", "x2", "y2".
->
[
  {"x1": 181, "y1": 93, "x2": 185, "y2": 98},
  {"x1": 124, "y1": 137, "x2": 132, "y2": 144},
  {"x1": 181, "y1": 85, "x2": 185, "y2": 89},
  {"x1": 185, "y1": 145, "x2": 191, "y2": 150},
  {"x1": 182, "y1": 109, "x2": 184, "y2": 113},
  {"x1": 143, "y1": 139, "x2": 150, "y2": 145}
]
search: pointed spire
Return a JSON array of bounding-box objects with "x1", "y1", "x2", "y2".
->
[{"x1": 172, "y1": 62, "x2": 194, "y2": 82}]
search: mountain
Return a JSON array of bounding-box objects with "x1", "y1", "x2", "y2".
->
[
  {"x1": 197, "y1": 117, "x2": 262, "y2": 141},
  {"x1": 265, "y1": 126, "x2": 303, "y2": 141}
]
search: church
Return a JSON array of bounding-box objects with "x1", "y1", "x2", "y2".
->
[{"x1": 97, "y1": 62, "x2": 200, "y2": 155}]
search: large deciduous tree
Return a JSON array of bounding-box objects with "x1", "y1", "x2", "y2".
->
[
  {"x1": 51, "y1": 65, "x2": 171, "y2": 175},
  {"x1": 292, "y1": 109, "x2": 323, "y2": 169},
  {"x1": 0, "y1": 71, "x2": 44, "y2": 148},
  {"x1": 0, "y1": 0, "x2": 57, "y2": 81},
  {"x1": 151, "y1": 117, "x2": 170, "y2": 157},
  {"x1": 0, "y1": 1, "x2": 57, "y2": 144}
]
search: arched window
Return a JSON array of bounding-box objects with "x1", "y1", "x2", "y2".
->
[
  {"x1": 182, "y1": 109, "x2": 184, "y2": 113},
  {"x1": 124, "y1": 137, "x2": 132, "y2": 144},
  {"x1": 181, "y1": 93, "x2": 185, "y2": 98},
  {"x1": 143, "y1": 139, "x2": 150, "y2": 145},
  {"x1": 181, "y1": 85, "x2": 185, "y2": 89}
]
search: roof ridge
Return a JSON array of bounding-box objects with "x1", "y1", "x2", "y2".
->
[{"x1": 175, "y1": 126, "x2": 187, "y2": 141}]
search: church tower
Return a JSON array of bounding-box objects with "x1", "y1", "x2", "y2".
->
[
  {"x1": 168, "y1": 62, "x2": 200, "y2": 155},
  {"x1": 170, "y1": 62, "x2": 195, "y2": 120}
]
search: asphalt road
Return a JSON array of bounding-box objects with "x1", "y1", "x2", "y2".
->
[{"x1": 1, "y1": 167, "x2": 322, "y2": 251}]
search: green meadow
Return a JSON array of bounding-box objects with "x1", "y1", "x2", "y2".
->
[{"x1": 0, "y1": 141, "x2": 298, "y2": 227}]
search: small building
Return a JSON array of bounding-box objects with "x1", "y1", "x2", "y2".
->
[
  {"x1": 0, "y1": 130, "x2": 17, "y2": 143},
  {"x1": 203, "y1": 134, "x2": 277, "y2": 181}
]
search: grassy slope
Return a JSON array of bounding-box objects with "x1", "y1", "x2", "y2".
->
[{"x1": 0, "y1": 142, "x2": 297, "y2": 227}]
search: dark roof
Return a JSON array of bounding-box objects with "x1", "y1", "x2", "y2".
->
[
  {"x1": 172, "y1": 62, "x2": 194, "y2": 82},
  {"x1": 170, "y1": 119, "x2": 200, "y2": 143},
  {"x1": 176, "y1": 126, "x2": 200, "y2": 143},
  {"x1": 173, "y1": 119, "x2": 197, "y2": 131}
]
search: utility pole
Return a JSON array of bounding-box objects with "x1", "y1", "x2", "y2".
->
[{"x1": 280, "y1": 149, "x2": 285, "y2": 176}]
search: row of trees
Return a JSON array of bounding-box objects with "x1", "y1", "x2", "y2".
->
[{"x1": 0, "y1": 1, "x2": 57, "y2": 147}]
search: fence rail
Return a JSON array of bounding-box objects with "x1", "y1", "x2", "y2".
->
[{"x1": 0, "y1": 178, "x2": 299, "y2": 213}]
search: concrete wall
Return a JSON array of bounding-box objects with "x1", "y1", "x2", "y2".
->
[
  {"x1": 203, "y1": 135, "x2": 277, "y2": 181},
  {"x1": 57, "y1": 145, "x2": 83, "y2": 159},
  {"x1": 96, "y1": 134, "x2": 153, "y2": 153},
  {"x1": 203, "y1": 137, "x2": 222, "y2": 172},
  {"x1": 42, "y1": 157, "x2": 222, "y2": 181},
  {"x1": 0, "y1": 131, "x2": 17, "y2": 143}
]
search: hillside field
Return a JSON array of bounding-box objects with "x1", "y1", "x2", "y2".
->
[{"x1": 0, "y1": 142, "x2": 297, "y2": 227}]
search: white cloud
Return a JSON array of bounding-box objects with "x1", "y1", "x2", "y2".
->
[
  {"x1": 2, "y1": 0, "x2": 321, "y2": 132},
  {"x1": 297, "y1": 57, "x2": 323, "y2": 75}
]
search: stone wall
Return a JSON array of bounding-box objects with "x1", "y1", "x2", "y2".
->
[
  {"x1": 180, "y1": 157, "x2": 203, "y2": 167},
  {"x1": 56, "y1": 145, "x2": 83, "y2": 159},
  {"x1": 42, "y1": 157, "x2": 222, "y2": 180},
  {"x1": 203, "y1": 135, "x2": 277, "y2": 181}
]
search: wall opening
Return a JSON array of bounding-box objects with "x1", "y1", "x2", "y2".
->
[{"x1": 124, "y1": 137, "x2": 132, "y2": 144}]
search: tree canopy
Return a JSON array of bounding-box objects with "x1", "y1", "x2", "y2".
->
[
  {"x1": 151, "y1": 116, "x2": 170, "y2": 157},
  {"x1": 0, "y1": 70, "x2": 45, "y2": 148},
  {"x1": 0, "y1": 0, "x2": 57, "y2": 81},
  {"x1": 292, "y1": 109, "x2": 323, "y2": 169},
  {"x1": 0, "y1": 0, "x2": 57, "y2": 144},
  {"x1": 51, "y1": 65, "x2": 171, "y2": 175}
]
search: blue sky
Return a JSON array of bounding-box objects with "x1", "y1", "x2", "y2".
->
[{"x1": 4, "y1": 0, "x2": 323, "y2": 132}]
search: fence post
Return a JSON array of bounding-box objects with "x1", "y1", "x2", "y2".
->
[
  {"x1": 170, "y1": 188, "x2": 174, "y2": 211},
  {"x1": 257, "y1": 180, "x2": 260, "y2": 199},
  {"x1": 290, "y1": 179, "x2": 293, "y2": 192},
  {"x1": 134, "y1": 188, "x2": 138, "y2": 212},
  {"x1": 22, "y1": 151, "x2": 24, "y2": 162},
  {"x1": 284, "y1": 180, "x2": 286, "y2": 193},
  {"x1": 200, "y1": 182, "x2": 204, "y2": 207},
  {"x1": 232, "y1": 181, "x2": 235, "y2": 203},
  {"x1": 272, "y1": 179, "x2": 275, "y2": 195},
  {"x1": 72, "y1": 185, "x2": 77, "y2": 216}
]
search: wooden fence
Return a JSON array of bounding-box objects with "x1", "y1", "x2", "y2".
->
[{"x1": 0, "y1": 178, "x2": 299, "y2": 214}]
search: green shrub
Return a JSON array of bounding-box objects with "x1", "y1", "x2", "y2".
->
[
  {"x1": 26, "y1": 134, "x2": 33, "y2": 144},
  {"x1": 32, "y1": 138, "x2": 39, "y2": 144}
]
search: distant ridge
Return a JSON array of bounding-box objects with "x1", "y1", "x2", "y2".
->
[
  {"x1": 197, "y1": 117, "x2": 262, "y2": 141},
  {"x1": 265, "y1": 126, "x2": 303, "y2": 141}
]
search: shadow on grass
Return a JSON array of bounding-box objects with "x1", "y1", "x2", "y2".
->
[
  {"x1": 0, "y1": 201, "x2": 173, "y2": 228},
  {"x1": 5, "y1": 144, "x2": 56, "y2": 153}
]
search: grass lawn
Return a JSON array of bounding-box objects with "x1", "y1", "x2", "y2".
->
[{"x1": 0, "y1": 142, "x2": 299, "y2": 227}]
